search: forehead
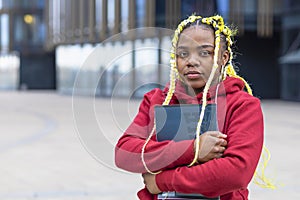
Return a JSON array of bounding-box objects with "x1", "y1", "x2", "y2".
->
[{"x1": 178, "y1": 26, "x2": 215, "y2": 46}]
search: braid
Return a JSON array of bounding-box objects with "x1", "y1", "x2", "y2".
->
[{"x1": 189, "y1": 15, "x2": 224, "y2": 166}]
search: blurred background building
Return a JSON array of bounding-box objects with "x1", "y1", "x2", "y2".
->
[
  {"x1": 0, "y1": 0, "x2": 300, "y2": 100},
  {"x1": 0, "y1": 0, "x2": 55, "y2": 90}
]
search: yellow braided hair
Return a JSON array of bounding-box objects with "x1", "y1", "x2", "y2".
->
[{"x1": 141, "y1": 14, "x2": 276, "y2": 189}]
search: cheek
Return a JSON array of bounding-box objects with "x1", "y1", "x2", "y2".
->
[
  {"x1": 202, "y1": 61, "x2": 214, "y2": 73},
  {"x1": 176, "y1": 59, "x2": 185, "y2": 73}
]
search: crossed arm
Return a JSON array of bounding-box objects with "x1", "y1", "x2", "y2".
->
[
  {"x1": 142, "y1": 131, "x2": 227, "y2": 194},
  {"x1": 115, "y1": 91, "x2": 263, "y2": 197}
]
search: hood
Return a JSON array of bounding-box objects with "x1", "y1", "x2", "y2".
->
[{"x1": 163, "y1": 77, "x2": 245, "y2": 104}]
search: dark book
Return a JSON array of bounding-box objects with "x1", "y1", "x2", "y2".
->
[
  {"x1": 155, "y1": 104, "x2": 219, "y2": 200},
  {"x1": 157, "y1": 191, "x2": 220, "y2": 200},
  {"x1": 155, "y1": 104, "x2": 218, "y2": 142}
]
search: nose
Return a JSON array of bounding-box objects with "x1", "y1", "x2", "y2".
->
[{"x1": 186, "y1": 53, "x2": 199, "y2": 68}]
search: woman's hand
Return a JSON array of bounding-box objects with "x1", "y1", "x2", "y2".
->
[
  {"x1": 195, "y1": 131, "x2": 227, "y2": 163},
  {"x1": 142, "y1": 173, "x2": 162, "y2": 194}
]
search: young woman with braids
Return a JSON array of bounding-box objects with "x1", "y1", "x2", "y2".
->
[{"x1": 115, "y1": 15, "x2": 273, "y2": 200}]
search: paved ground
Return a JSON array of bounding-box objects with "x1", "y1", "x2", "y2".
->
[{"x1": 0, "y1": 91, "x2": 299, "y2": 200}]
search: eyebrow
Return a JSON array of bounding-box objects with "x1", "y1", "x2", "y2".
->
[{"x1": 177, "y1": 44, "x2": 214, "y2": 50}]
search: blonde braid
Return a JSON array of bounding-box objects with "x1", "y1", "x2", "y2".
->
[{"x1": 189, "y1": 15, "x2": 224, "y2": 166}]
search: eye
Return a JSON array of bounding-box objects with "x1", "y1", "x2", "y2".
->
[
  {"x1": 177, "y1": 51, "x2": 189, "y2": 58},
  {"x1": 199, "y1": 50, "x2": 212, "y2": 57}
]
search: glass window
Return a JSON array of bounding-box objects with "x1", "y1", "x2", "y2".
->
[
  {"x1": 0, "y1": 14, "x2": 9, "y2": 51},
  {"x1": 81, "y1": 1, "x2": 90, "y2": 36},
  {"x1": 181, "y1": 0, "x2": 196, "y2": 17},
  {"x1": 95, "y1": 43, "x2": 115, "y2": 96},
  {"x1": 285, "y1": 0, "x2": 300, "y2": 9},
  {"x1": 59, "y1": 0, "x2": 66, "y2": 39},
  {"x1": 95, "y1": 0, "x2": 103, "y2": 34},
  {"x1": 161, "y1": 36, "x2": 172, "y2": 85},
  {"x1": 0, "y1": 52, "x2": 20, "y2": 90},
  {"x1": 136, "y1": 0, "x2": 145, "y2": 27},
  {"x1": 134, "y1": 38, "x2": 159, "y2": 97},
  {"x1": 273, "y1": 0, "x2": 283, "y2": 15},
  {"x1": 121, "y1": 0, "x2": 128, "y2": 32},
  {"x1": 13, "y1": 13, "x2": 45, "y2": 48},
  {"x1": 37, "y1": 0, "x2": 44, "y2": 9},
  {"x1": 155, "y1": 0, "x2": 165, "y2": 27},
  {"x1": 107, "y1": 0, "x2": 115, "y2": 34},
  {"x1": 8, "y1": 0, "x2": 44, "y2": 9},
  {"x1": 0, "y1": 0, "x2": 12, "y2": 8},
  {"x1": 244, "y1": 0, "x2": 257, "y2": 16},
  {"x1": 181, "y1": 0, "x2": 216, "y2": 17},
  {"x1": 108, "y1": 41, "x2": 132, "y2": 97},
  {"x1": 217, "y1": 0, "x2": 229, "y2": 20},
  {"x1": 51, "y1": 0, "x2": 60, "y2": 40},
  {"x1": 56, "y1": 44, "x2": 95, "y2": 94},
  {"x1": 63, "y1": 0, "x2": 71, "y2": 38}
]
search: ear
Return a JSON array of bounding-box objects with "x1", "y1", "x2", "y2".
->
[{"x1": 221, "y1": 50, "x2": 230, "y2": 66}]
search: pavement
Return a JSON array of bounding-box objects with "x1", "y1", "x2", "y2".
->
[{"x1": 0, "y1": 91, "x2": 299, "y2": 200}]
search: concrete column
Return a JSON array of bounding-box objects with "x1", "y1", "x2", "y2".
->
[
  {"x1": 101, "y1": 0, "x2": 108, "y2": 41},
  {"x1": 114, "y1": 0, "x2": 121, "y2": 34},
  {"x1": 89, "y1": 0, "x2": 96, "y2": 42}
]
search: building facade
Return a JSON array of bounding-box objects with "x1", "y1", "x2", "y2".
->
[
  {"x1": 279, "y1": 0, "x2": 300, "y2": 100},
  {"x1": 1, "y1": 0, "x2": 300, "y2": 100},
  {"x1": 0, "y1": 0, "x2": 56, "y2": 89}
]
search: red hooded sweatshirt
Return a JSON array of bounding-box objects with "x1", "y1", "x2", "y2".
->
[{"x1": 115, "y1": 77, "x2": 264, "y2": 200}]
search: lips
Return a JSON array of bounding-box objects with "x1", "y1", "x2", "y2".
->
[{"x1": 184, "y1": 71, "x2": 203, "y2": 79}]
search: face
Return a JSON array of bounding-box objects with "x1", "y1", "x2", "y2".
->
[{"x1": 176, "y1": 26, "x2": 229, "y2": 95}]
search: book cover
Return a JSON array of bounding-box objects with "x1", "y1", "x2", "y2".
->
[
  {"x1": 157, "y1": 191, "x2": 220, "y2": 200},
  {"x1": 155, "y1": 104, "x2": 218, "y2": 142}
]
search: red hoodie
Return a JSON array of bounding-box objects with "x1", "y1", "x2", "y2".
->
[{"x1": 115, "y1": 77, "x2": 264, "y2": 200}]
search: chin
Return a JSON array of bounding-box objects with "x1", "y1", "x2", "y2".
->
[{"x1": 187, "y1": 80, "x2": 205, "y2": 89}]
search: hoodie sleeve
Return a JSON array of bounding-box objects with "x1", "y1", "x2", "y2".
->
[
  {"x1": 115, "y1": 89, "x2": 195, "y2": 173},
  {"x1": 155, "y1": 96, "x2": 264, "y2": 197}
]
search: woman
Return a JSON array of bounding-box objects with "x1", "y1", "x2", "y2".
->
[{"x1": 115, "y1": 15, "x2": 268, "y2": 200}]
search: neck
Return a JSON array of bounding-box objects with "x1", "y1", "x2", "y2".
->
[
  {"x1": 185, "y1": 80, "x2": 220, "y2": 96},
  {"x1": 184, "y1": 85, "x2": 203, "y2": 96}
]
